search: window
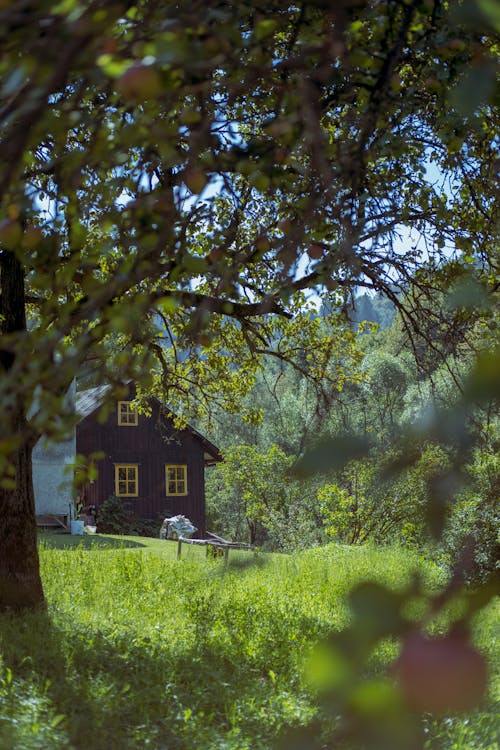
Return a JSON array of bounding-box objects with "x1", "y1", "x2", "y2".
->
[
  {"x1": 117, "y1": 401, "x2": 138, "y2": 426},
  {"x1": 115, "y1": 464, "x2": 138, "y2": 497},
  {"x1": 165, "y1": 464, "x2": 187, "y2": 496}
]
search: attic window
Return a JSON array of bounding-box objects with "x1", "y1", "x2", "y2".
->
[
  {"x1": 165, "y1": 464, "x2": 187, "y2": 496},
  {"x1": 118, "y1": 401, "x2": 138, "y2": 426}
]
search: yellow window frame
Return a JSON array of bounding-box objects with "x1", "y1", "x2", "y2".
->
[
  {"x1": 115, "y1": 464, "x2": 139, "y2": 497},
  {"x1": 165, "y1": 464, "x2": 187, "y2": 496},
  {"x1": 117, "y1": 401, "x2": 138, "y2": 426}
]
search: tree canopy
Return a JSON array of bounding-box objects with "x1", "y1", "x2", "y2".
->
[{"x1": 1, "y1": 0, "x2": 498, "y2": 432}]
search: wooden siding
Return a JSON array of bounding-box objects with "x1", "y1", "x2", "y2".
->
[{"x1": 76, "y1": 386, "x2": 208, "y2": 534}]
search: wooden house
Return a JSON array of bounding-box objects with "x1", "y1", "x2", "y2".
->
[{"x1": 75, "y1": 383, "x2": 221, "y2": 534}]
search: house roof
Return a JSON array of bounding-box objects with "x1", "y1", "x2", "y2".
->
[
  {"x1": 75, "y1": 384, "x2": 222, "y2": 464},
  {"x1": 179, "y1": 419, "x2": 222, "y2": 466},
  {"x1": 75, "y1": 384, "x2": 111, "y2": 419}
]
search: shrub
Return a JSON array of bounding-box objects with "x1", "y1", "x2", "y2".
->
[
  {"x1": 129, "y1": 517, "x2": 162, "y2": 538},
  {"x1": 96, "y1": 496, "x2": 134, "y2": 535},
  {"x1": 318, "y1": 446, "x2": 448, "y2": 546},
  {"x1": 95, "y1": 497, "x2": 162, "y2": 537},
  {"x1": 444, "y1": 448, "x2": 500, "y2": 581}
]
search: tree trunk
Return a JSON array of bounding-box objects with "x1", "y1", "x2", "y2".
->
[
  {"x1": 0, "y1": 424, "x2": 45, "y2": 611},
  {"x1": 0, "y1": 249, "x2": 45, "y2": 611},
  {"x1": 247, "y1": 519, "x2": 257, "y2": 546}
]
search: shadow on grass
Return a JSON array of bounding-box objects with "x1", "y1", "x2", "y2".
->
[
  {"x1": 0, "y1": 608, "x2": 274, "y2": 750},
  {"x1": 218, "y1": 550, "x2": 269, "y2": 573},
  {"x1": 37, "y1": 532, "x2": 145, "y2": 550}
]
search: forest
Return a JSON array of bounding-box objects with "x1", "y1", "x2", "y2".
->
[
  {"x1": 0, "y1": 0, "x2": 498, "y2": 748},
  {"x1": 205, "y1": 290, "x2": 498, "y2": 584}
]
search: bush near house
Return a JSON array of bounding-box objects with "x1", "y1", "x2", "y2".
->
[{"x1": 95, "y1": 496, "x2": 160, "y2": 537}]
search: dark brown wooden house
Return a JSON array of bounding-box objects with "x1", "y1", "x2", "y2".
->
[{"x1": 76, "y1": 383, "x2": 221, "y2": 534}]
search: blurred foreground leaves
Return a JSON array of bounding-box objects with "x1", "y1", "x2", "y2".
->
[{"x1": 279, "y1": 347, "x2": 499, "y2": 748}]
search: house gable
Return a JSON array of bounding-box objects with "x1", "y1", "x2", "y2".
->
[{"x1": 75, "y1": 383, "x2": 221, "y2": 532}]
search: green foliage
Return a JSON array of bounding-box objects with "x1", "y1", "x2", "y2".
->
[
  {"x1": 203, "y1": 277, "x2": 499, "y2": 563},
  {"x1": 95, "y1": 496, "x2": 134, "y2": 535},
  {"x1": 201, "y1": 342, "x2": 365, "y2": 460},
  {"x1": 361, "y1": 351, "x2": 410, "y2": 435},
  {"x1": 95, "y1": 496, "x2": 160, "y2": 537},
  {"x1": 317, "y1": 445, "x2": 448, "y2": 546},
  {"x1": 0, "y1": 0, "x2": 498, "y2": 455},
  {"x1": 444, "y1": 441, "x2": 500, "y2": 581},
  {"x1": 207, "y1": 444, "x2": 320, "y2": 548},
  {"x1": 350, "y1": 293, "x2": 396, "y2": 331}
]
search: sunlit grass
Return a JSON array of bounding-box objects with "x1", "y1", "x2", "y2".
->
[{"x1": 0, "y1": 538, "x2": 496, "y2": 749}]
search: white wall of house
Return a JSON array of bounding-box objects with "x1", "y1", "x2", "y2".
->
[
  {"x1": 32, "y1": 380, "x2": 76, "y2": 516},
  {"x1": 33, "y1": 434, "x2": 75, "y2": 515}
]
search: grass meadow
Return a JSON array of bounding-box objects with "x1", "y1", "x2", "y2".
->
[{"x1": 0, "y1": 534, "x2": 497, "y2": 749}]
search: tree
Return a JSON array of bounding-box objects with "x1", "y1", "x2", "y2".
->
[
  {"x1": 207, "y1": 443, "x2": 298, "y2": 545},
  {"x1": 0, "y1": 0, "x2": 498, "y2": 610},
  {"x1": 359, "y1": 350, "x2": 411, "y2": 438},
  {"x1": 318, "y1": 445, "x2": 448, "y2": 545},
  {"x1": 197, "y1": 317, "x2": 366, "y2": 459}
]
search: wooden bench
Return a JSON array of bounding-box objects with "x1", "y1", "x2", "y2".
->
[
  {"x1": 176, "y1": 531, "x2": 254, "y2": 564},
  {"x1": 36, "y1": 514, "x2": 70, "y2": 531}
]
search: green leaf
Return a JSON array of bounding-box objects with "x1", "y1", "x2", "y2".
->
[
  {"x1": 450, "y1": 62, "x2": 497, "y2": 116},
  {"x1": 182, "y1": 256, "x2": 208, "y2": 274},
  {"x1": 291, "y1": 435, "x2": 370, "y2": 478},
  {"x1": 249, "y1": 171, "x2": 271, "y2": 192},
  {"x1": 254, "y1": 19, "x2": 278, "y2": 41},
  {"x1": 306, "y1": 642, "x2": 352, "y2": 691},
  {"x1": 477, "y1": 0, "x2": 500, "y2": 30},
  {"x1": 349, "y1": 582, "x2": 406, "y2": 637},
  {"x1": 97, "y1": 55, "x2": 131, "y2": 79},
  {"x1": 50, "y1": 714, "x2": 66, "y2": 729},
  {"x1": 464, "y1": 348, "x2": 500, "y2": 403},
  {"x1": 444, "y1": 277, "x2": 489, "y2": 311},
  {"x1": 349, "y1": 679, "x2": 403, "y2": 716}
]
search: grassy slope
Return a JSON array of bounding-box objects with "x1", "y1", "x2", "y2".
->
[{"x1": 0, "y1": 536, "x2": 497, "y2": 750}]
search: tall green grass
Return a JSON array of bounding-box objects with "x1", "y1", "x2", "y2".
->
[{"x1": 0, "y1": 540, "x2": 497, "y2": 749}]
